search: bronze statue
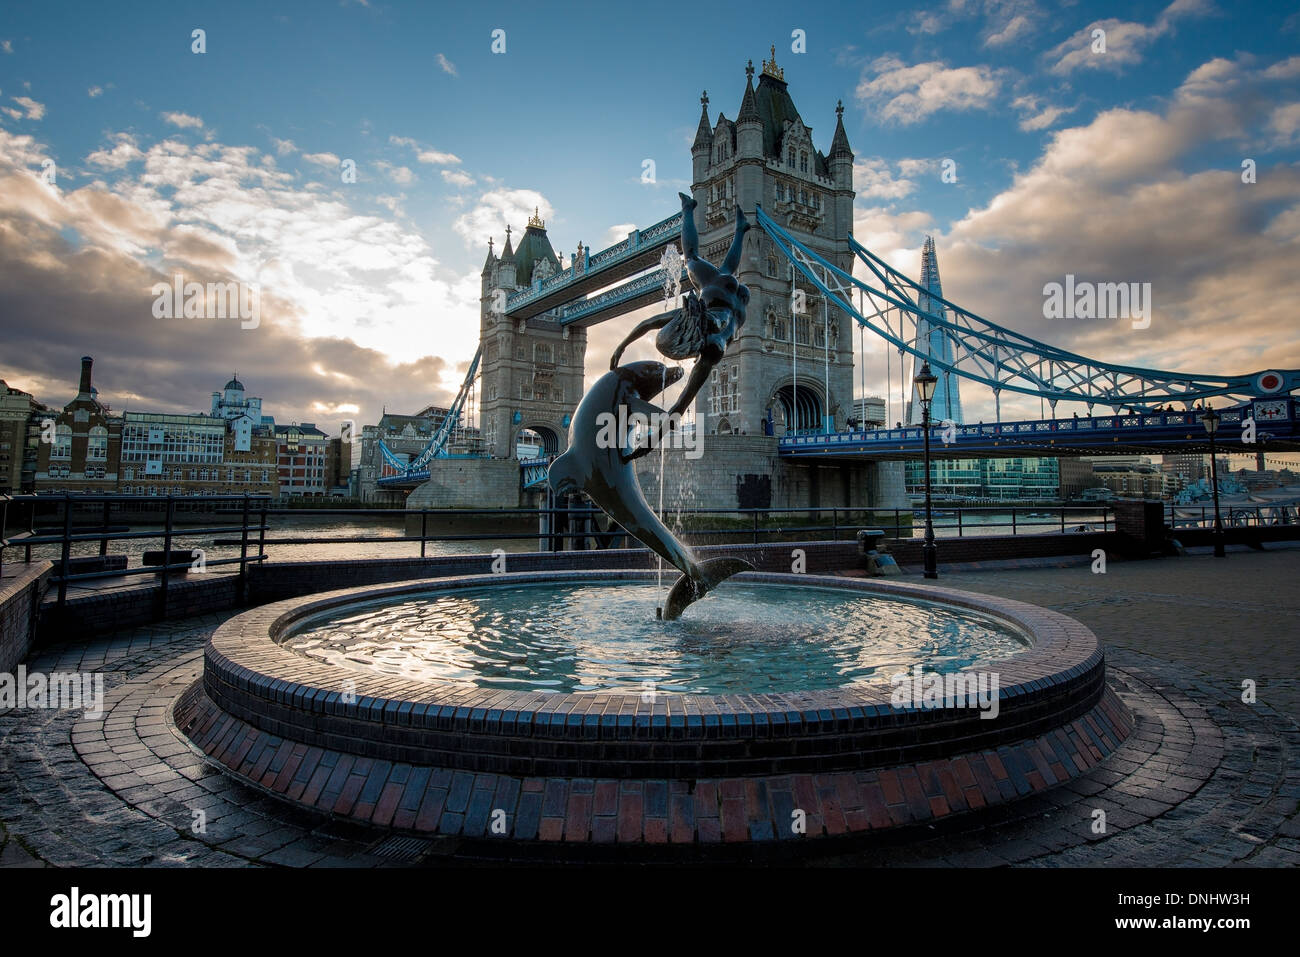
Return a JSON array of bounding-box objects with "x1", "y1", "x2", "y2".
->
[
  {"x1": 548, "y1": 360, "x2": 752, "y2": 619},
  {"x1": 610, "y1": 191, "x2": 750, "y2": 459}
]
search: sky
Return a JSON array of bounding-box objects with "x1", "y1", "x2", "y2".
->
[{"x1": 0, "y1": 0, "x2": 1298, "y2": 433}]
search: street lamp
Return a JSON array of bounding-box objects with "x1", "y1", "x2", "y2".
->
[
  {"x1": 915, "y1": 361, "x2": 939, "y2": 579},
  {"x1": 1200, "y1": 405, "x2": 1226, "y2": 557}
]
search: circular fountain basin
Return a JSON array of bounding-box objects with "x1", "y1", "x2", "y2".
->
[
  {"x1": 280, "y1": 580, "x2": 1028, "y2": 695},
  {"x1": 192, "y1": 570, "x2": 1119, "y2": 780}
]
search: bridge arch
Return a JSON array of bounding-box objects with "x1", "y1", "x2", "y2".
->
[
  {"x1": 514, "y1": 424, "x2": 560, "y2": 459},
  {"x1": 770, "y1": 381, "x2": 824, "y2": 435}
]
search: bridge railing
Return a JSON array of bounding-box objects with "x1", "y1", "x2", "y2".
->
[
  {"x1": 1167, "y1": 503, "x2": 1299, "y2": 529},
  {"x1": 780, "y1": 407, "x2": 1251, "y2": 449}
]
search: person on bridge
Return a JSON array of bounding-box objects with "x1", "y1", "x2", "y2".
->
[{"x1": 610, "y1": 191, "x2": 751, "y2": 459}]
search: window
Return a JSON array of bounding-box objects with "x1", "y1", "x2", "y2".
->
[
  {"x1": 767, "y1": 256, "x2": 778, "y2": 278},
  {"x1": 799, "y1": 189, "x2": 807, "y2": 205},
  {"x1": 534, "y1": 343, "x2": 553, "y2": 364},
  {"x1": 87, "y1": 426, "x2": 108, "y2": 462},
  {"x1": 788, "y1": 147, "x2": 795, "y2": 166},
  {"x1": 800, "y1": 152, "x2": 808, "y2": 173},
  {"x1": 775, "y1": 182, "x2": 784, "y2": 201},
  {"x1": 51, "y1": 424, "x2": 71, "y2": 460},
  {"x1": 796, "y1": 315, "x2": 811, "y2": 345}
]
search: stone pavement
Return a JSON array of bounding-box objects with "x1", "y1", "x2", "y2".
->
[{"x1": 0, "y1": 546, "x2": 1297, "y2": 867}]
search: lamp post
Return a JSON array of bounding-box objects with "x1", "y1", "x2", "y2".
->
[
  {"x1": 915, "y1": 361, "x2": 939, "y2": 579},
  {"x1": 1200, "y1": 405, "x2": 1225, "y2": 557}
]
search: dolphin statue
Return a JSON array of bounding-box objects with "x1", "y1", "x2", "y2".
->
[{"x1": 548, "y1": 360, "x2": 753, "y2": 620}]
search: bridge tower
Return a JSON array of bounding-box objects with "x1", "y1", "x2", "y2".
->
[
  {"x1": 478, "y1": 211, "x2": 587, "y2": 460},
  {"x1": 689, "y1": 48, "x2": 857, "y2": 438}
]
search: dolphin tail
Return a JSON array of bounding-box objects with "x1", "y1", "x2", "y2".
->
[{"x1": 662, "y1": 557, "x2": 754, "y2": 620}]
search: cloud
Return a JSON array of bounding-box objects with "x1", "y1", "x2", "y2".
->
[
  {"x1": 1268, "y1": 103, "x2": 1300, "y2": 147},
  {"x1": 984, "y1": 13, "x2": 1033, "y2": 47},
  {"x1": 417, "y1": 149, "x2": 461, "y2": 165},
  {"x1": 86, "y1": 133, "x2": 144, "y2": 170},
  {"x1": 381, "y1": 163, "x2": 415, "y2": 185},
  {"x1": 856, "y1": 56, "x2": 1001, "y2": 124},
  {"x1": 0, "y1": 124, "x2": 487, "y2": 428},
  {"x1": 452, "y1": 188, "x2": 552, "y2": 248},
  {"x1": 1012, "y1": 95, "x2": 1073, "y2": 131},
  {"x1": 271, "y1": 137, "x2": 296, "y2": 155},
  {"x1": 160, "y1": 111, "x2": 203, "y2": 129},
  {"x1": 440, "y1": 169, "x2": 473, "y2": 187},
  {"x1": 436, "y1": 53, "x2": 457, "y2": 77},
  {"x1": 0, "y1": 40, "x2": 11, "y2": 54},
  {"x1": 301, "y1": 151, "x2": 341, "y2": 168},
  {"x1": 854, "y1": 157, "x2": 928, "y2": 199},
  {"x1": 88, "y1": 86, "x2": 103, "y2": 98},
  {"x1": 1046, "y1": 0, "x2": 1213, "y2": 75},
  {"x1": 601, "y1": 223, "x2": 636, "y2": 247},
  {"x1": 11, "y1": 96, "x2": 45, "y2": 120}
]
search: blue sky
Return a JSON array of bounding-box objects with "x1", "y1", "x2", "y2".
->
[{"x1": 1, "y1": 0, "x2": 1297, "y2": 428}]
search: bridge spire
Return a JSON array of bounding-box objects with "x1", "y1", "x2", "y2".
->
[
  {"x1": 692, "y1": 89, "x2": 714, "y2": 151},
  {"x1": 830, "y1": 99, "x2": 852, "y2": 157},
  {"x1": 738, "y1": 62, "x2": 760, "y2": 123}
]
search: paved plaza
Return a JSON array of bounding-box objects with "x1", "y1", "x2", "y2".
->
[{"x1": 1, "y1": 544, "x2": 1297, "y2": 867}]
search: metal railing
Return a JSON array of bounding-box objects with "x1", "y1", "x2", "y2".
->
[
  {"x1": 1166, "y1": 503, "x2": 1298, "y2": 530},
  {"x1": 1, "y1": 493, "x2": 271, "y2": 610},
  {"x1": 1, "y1": 494, "x2": 1121, "y2": 611}
]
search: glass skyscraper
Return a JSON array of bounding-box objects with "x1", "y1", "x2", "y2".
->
[{"x1": 906, "y1": 236, "x2": 964, "y2": 426}]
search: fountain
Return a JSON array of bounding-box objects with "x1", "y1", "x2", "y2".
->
[{"x1": 175, "y1": 192, "x2": 1132, "y2": 857}]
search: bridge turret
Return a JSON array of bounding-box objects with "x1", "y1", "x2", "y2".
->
[
  {"x1": 691, "y1": 90, "x2": 713, "y2": 187},
  {"x1": 829, "y1": 100, "x2": 853, "y2": 190},
  {"x1": 736, "y1": 61, "x2": 763, "y2": 159},
  {"x1": 496, "y1": 225, "x2": 517, "y2": 291}
]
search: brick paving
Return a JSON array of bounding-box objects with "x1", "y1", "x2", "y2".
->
[{"x1": 1, "y1": 546, "x2": 1297, "y2": 866}]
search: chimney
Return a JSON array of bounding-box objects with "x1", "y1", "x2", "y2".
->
[{"x1": 78, "y1": 356, "x2": 94, "y2": 397}]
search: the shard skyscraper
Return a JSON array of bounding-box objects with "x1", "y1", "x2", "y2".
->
[{"x1": 906, "y1": 236, "x2": 965, "y2": 425}]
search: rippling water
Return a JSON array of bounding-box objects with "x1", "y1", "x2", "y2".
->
[{"x1": 283, "y1": 581, "x2": 1027, "y2": 695}]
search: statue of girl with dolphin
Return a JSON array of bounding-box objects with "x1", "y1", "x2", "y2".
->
[{"x1": 548, "y1": 192, "x2": 755, "y2": 619}]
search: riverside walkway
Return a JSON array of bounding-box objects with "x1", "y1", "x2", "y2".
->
[{"x1": 1, "y1": 544, "x2": 1296, "y2": 867}]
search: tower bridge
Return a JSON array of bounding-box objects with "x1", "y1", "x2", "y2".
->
[{"x1": 373, "y1": 49, "x2": 1298, "y2": 512}]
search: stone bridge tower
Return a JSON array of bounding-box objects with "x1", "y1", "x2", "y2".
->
[
  {"x1": 688, "y1": 48, "x2": 856, "y2": 439},
  {"x1": 478, "y1": 210, "x2": 587, "y2": 460}
]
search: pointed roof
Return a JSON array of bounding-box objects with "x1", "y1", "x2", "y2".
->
[
  {"x1": 512, "y1": 216, "x2": 559, "y2": 288},
  {"x1": 481, "y1": 236, "x2": 497, "y2": 275},
  {"x1": 499, "y1": 225, "x2": 515, "y2": 263},
  {"x1": 692, "y1": 91, "x2": 713, "y2": 150},
  {"x1": 738, "y1": 62, "x2": 760, "y2": 124},
  {"x1": 830, "y1": 100, "x2": 852, "y2": 157}
]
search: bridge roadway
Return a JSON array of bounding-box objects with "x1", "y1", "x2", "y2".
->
[
  {"x1": 779, "y1": 400, "x2": 1300, "y2": 462},
  {"x1": 503, "y1": 211, "x2": 682, "y2": 323}
]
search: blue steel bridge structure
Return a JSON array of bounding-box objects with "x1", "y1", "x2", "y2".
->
[{"x1": 377, "y1": 204, "x2": 1300, "y2": 489}]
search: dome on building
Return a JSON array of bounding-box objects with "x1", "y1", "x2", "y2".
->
[{"x1": 224, "y1": 375, "x2": 244, "y2": 392}]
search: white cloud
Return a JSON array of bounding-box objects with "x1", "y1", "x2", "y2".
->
[
  {"x1": 88, "y1": 86, "x2": 103, "y2": 98},
  {"x1": 1269, "y1": 103, "x2": 1300, "y2": 147},
  {"x1": 984, "y1": 13, "x2": 1032, "y2": 47},
  {"x1": 385, "y1": 164, "x2": 415, "y2": 185},
  {"x1": 856, "y1": 56, "x2": 1001, "y2": 125},
  {"x1": 854, "y1": 157, "x2": 926, "y2": 199},
  {"x1": 436, "y1": 53, "x2": 457, "y2": 77},
  {"x1": 1046, "y1": 0, "x2": 1213, "y2": 75},
  {"x1": 11, "y1": 96, "x2": 45, "y2": 120},
  {"x1": 0, "y1": 40, "x2": 11, "y2": 54},
  {"x1": 1012, "y1": 95, "x2": 1073, "y2": 131},
  {"x1": 86, "y1": 133, "x2": 143, "y2": 170},
  {"x1": 160, "y1": 111, "x2": 203, "y2": 129},
  {"x1": 452, "y1": 188, "x2": 552, "y2": 248},
  {"x1": 601, "y1": 223, "x2": 637, "y2": 247},
  {"x1": 441, "y1": 169, "x2": 473, "y2": 187},
  {"x1": 301, "y1": 151, "x2": 341, "y2": 168},
  {"x1": 417, "y1": 149, "x2": 461, "y2": 165},
  {"x1": 272, "y1": 137, "x2": 297, "y2": 156}
]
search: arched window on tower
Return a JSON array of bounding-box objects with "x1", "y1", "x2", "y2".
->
[{"x1": 788, "y1": 147, "x2": 796, "y2": 166}]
